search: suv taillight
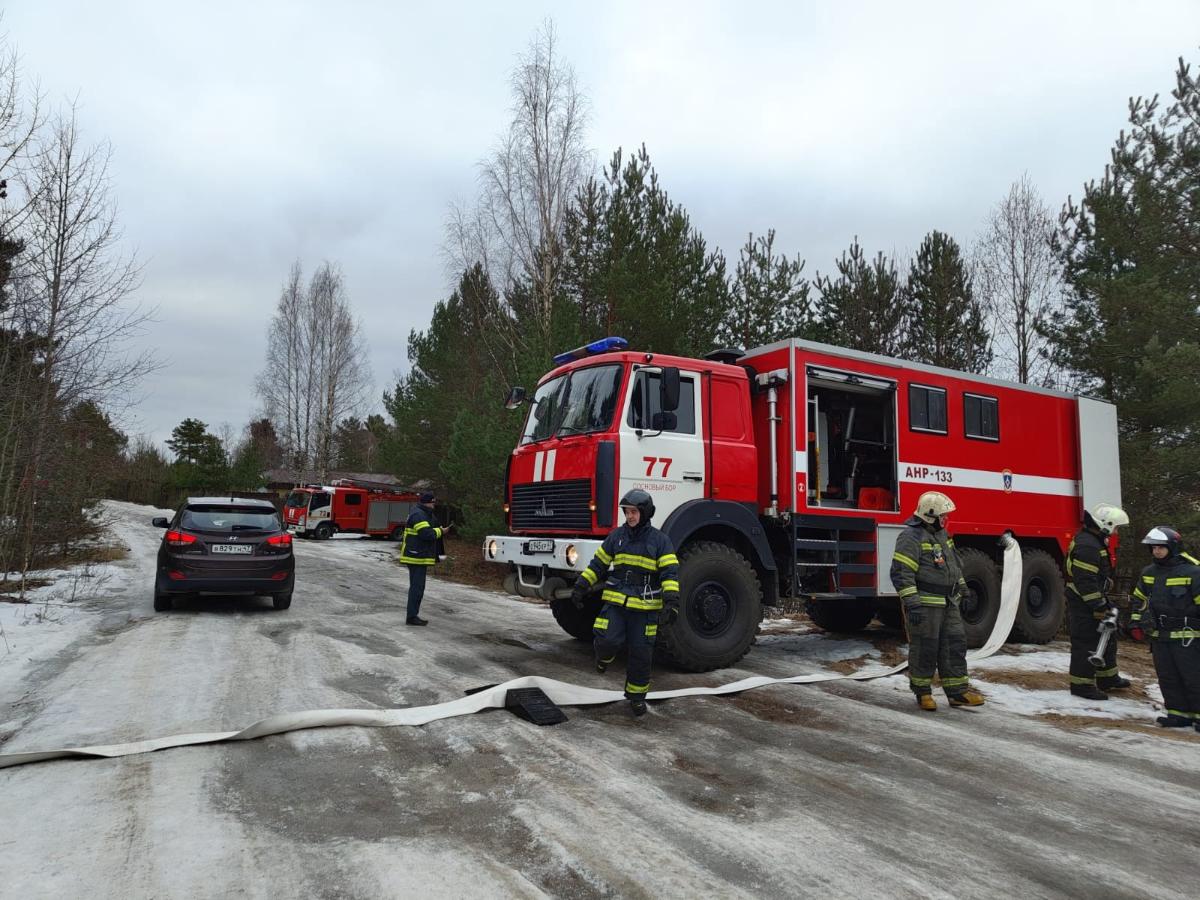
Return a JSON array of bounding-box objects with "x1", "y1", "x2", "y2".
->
[
  {"x1": 266, "y1": 533, "x2": 292, "y2": 547},
  {"x1": 165, "y1": 530, "x2": 197, "y2": 548}
]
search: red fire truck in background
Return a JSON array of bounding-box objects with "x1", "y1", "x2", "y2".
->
[
  {"x1": 284, "y1": 478, "x2": 420, "y2": 541},
  {"x1": 483, "y1": 336, "x2": 1122, "y2": 672}
]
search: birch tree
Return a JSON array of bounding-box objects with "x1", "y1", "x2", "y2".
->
[
  {"x1": 446, "y1": 19, "x2": 590, "y2": 353},
  {"x1": 974, "y1": 174, "x2": 1062, "y2": 385},
  {"x1": 259, "y1": 261, "x2": 370, "y2": 482}
]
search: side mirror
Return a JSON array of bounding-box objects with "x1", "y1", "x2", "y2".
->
[
  {"x1": 651, "y1": 411, "x2": 677, "y2": 431},
  {"x1": 660, "y1": 367, "x2": 681, "y2": 413},
  {"x1": 504, "y1": 386, "x2": 528, "y2": 410},
  {"x1": 152, "y1": 517, "x2": 169, "y2": 528}
]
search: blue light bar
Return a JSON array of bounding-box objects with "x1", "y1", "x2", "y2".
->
[{"x1": 552, "y1": 336, "x2": 629, "y2": 366}]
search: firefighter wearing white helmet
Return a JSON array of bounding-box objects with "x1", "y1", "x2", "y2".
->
[
  {"x1": 1065, "y1": 502, "x2": 1131, "y2": 700},
  {"x1": 1129, "y1": 526, "x2": 1200, "y2": 730},
  {"x1": 889, "y1": 491, "x2": 985, "y2": 710}
]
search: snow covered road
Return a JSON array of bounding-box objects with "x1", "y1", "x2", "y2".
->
[{"x1": 1, "y1": 501, "x2": 1198, "y2": 898}]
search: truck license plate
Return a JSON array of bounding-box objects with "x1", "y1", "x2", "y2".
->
[
  {"x1": 212, "y1": 544, "x2": 253, "y2": 555},
  {"x1": 524, "y1": 540, "x2": 555, "y2": 554}
]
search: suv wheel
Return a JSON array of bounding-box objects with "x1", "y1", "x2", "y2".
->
[
  {"x1": 273, "y1": 592, "x2": 293, "y2": 610},
  {"x1": 153, "y1": 589, "x2": 172, "y2": 612}
]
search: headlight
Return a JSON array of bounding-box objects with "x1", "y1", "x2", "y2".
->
[
  {"x1": 565, "y1": 544, "x2": 578, "y2": 566},
  {"x1": 487, "y1": 539, "x2": 498, "y2": 559}
]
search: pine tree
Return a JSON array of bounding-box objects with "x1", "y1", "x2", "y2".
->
[
  {"x1": 813, "y1": 238, "x2": 908, "y2": 357},
  {"x1": 1045, "y1": 55, "x2": 1200, "y2": 537},
  {"x1": 719, "y1": 230, "x2": 813, "y2": 349},
  {"x1": 904, "y1": 230, "x2": 991, "y2": 372}
]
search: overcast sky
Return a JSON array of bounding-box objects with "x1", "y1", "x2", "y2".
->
[{"x1": 5, "y1": 1, "x2": 1199, "y2": 450}]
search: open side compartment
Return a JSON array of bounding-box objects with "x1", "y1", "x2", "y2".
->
[{"x1": 805, "y1": 366, "x2": 899, "y2": 512}]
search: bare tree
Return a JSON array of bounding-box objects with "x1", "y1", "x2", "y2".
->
[
  {"x1": 259, "y1": 261, "x2": 370, "y2": 482},
  {"x1": 445, "y1": 19, "x2": 590, "y2": 345},
  {"x1": 2, "y1": 105, "x2": 148, "y2": 584},
  {"x1": 974, "y1": 174, "x2": 1062, "y2": 385}
]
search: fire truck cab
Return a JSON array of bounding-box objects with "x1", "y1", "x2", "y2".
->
[{"x1": 484, "y1": 337, "x2": 1121, "y2": 672}]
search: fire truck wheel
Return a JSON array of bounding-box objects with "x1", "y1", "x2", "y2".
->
[
  {"x1": 273, "y1": 592, "x2": 293, "y2": 610},
  {"x1": 315, "y1": 523, "x2": 333, "y2": 541},
  {"x1": 805, "y1": 597, "x2": 875, "y2": 634},
  {"x1": 1009, "y1": 548, "x2": 1064, "y2": 644},
  {"x1": 390, "y1": 526, "x2": 404, "y2": 542},
  {"x1": 656, "y1": 541, "x2": 761, "y2": 672},
  {"x1": 958, "y1": 548, "x2": 1001, "y2": 649},
  {"x1": 550, "y1": 595, "x2": 603, "y2": 641}
]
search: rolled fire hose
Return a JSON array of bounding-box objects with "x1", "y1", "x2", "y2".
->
[{"x1": 0, "y1": 535, "x2": 1022, "y2": 770}]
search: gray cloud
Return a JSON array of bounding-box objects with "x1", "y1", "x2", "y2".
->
[{"x1": 5, "y1": 0, "x2": 1198, "y2": 448}]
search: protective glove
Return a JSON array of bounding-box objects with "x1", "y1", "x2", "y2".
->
[
  {"x1": 570, "y1": 581, "x2": 588, "y2": 609},
  {"x1": 1092, "y1": 605, "x2": 1110, "y2": 621},
  {"x1": 661, "y1": 601, "x2": 679, "y2": 626},
  {"x1": 905, "y1": 606, "x2": 925, "y2": 628}
]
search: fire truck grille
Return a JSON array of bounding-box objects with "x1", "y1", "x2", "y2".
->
[{"x1": 511, "y1": 479, "x2": 592, "y2": 531}]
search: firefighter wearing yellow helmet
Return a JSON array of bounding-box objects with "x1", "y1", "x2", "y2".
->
[
  {"x1": 1065, "y1": 502, "x2": 1130, "y2": 700},
  {"x1": 889, "y1": 491, "x2": 985, "y2": 710}
]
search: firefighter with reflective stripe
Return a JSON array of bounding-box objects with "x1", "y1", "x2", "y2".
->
[
  {"x1": 1129, "y1": 526, "x2": 1200, "y2": 730},
  {"x1": 1065, "y1": 502, "x2": 1130, "y2": 700},
  {"x1": 571, "y1": 489, "x2": 679, "y2": 717},
  {"x1": 889, "y1": 491, "x2": 985, "y2": 711},
  {"x1": 398, "y1": 492, "x2": 450, "y2": 625}
]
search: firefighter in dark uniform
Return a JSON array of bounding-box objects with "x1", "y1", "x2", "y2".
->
[
  {"x1": 398, "y1": 491, "x2": 451, "y2": 625},
  {"x1": 1129, "y1": 526, "x2": 1200, "y2": 730},
  {"x1": 1065, "y1": 502, "x2": 1130, "y2": 700},
  {"x1": 571, "y1": 489, "x2": 679, "y2": 717},
  {"x1": 890, "y1": 490, "x2": 985, "y2": 711}
]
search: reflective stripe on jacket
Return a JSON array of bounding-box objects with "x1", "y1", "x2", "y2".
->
[
  {"x1": 399, "y1": 504, "x2": 443, "y2": 566},
  {"x1": 1131, "y1": 556, "x2": 1200, "y2": 638},
  {"x1": 1065, "y1": 528, "x2": 1110, "y2": 610},
  {"x1": 889, "y1": 516, "x2": 966, "y2": 608},
  {"x1": 578, "y1": 524, "x2": 679, "y2": 611}
]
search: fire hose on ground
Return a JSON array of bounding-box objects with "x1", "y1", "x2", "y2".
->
[{"x1": 0, "y1": 536, "x2": 1023, "y2": 770}]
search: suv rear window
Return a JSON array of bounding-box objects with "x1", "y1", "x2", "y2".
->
[{"x1": 182, "y1": 505, "x2": 281, "y2": 532}]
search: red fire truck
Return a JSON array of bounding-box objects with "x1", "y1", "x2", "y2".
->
[
  {"x1": 483, "y1": 336, "x2": 1122, "y2": 672},
  {"x1": 284, "y1": 479, "x2": 420, "y2": 540}
]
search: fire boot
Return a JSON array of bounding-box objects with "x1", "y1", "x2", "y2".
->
[
  {"x1": 1098, "y1": 675, "x2": 1132, "y2": 691},
  {"x1": 1156, "y1": 714, "x2": 1192, "y2": 728},
  {"x1": 948, "y1": 689, "x2": 986, "y2": 707},
  {"x1": 916, "y1": 695, "x2": 937, "y2": 711},
  {"x1": 1070, "y1": 684, "x2": 1109, "y2": 701},
  {"x1": 629, "y1": 698, "x2": 647, "y2": 717}
]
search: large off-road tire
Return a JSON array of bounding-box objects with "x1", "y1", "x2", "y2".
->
[
  {"x1": 550, "y1": 595, "x2": 603, "y2": 641},
  {"x1": 1009, "y1": 548, "x2": 1064, "y2": 643},
  {"x1": 153, "y1": 589, "x2": 172, "y2": 612},
  {"x1": 959, "y1": 547, "x2": 1002, "y2": 648},
  {"x1": 656, "y1": 540, "x2": 761, "y2": 672},
  {"x1": 805, "y1": 596, "x2": 876, "y2": 633}
]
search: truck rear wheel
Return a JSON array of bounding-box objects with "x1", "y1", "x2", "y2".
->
[
  {"x1": 656, "y1": 541, "x2": 761, "y2": 672},
  {"x1": 550, "y1": 596, "x2": 603, "y2": 641},
  {"x1": 1009, "y1": 548, "x2": 1064, "y2": 643},
  {"x1": 805, "y1": 597, "x2": 875, "y2": 633},
  {"x1": 959, "y1": 547, "x2": 1001, "y2": 648}
]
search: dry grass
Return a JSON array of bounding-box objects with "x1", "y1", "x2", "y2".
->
[
  {"x1": 430, "y1": 535, "x2": 508, "y2": 592},
  {"x1": 0, "y1": 578, "x2": 52, "y2": 597},
  {"x1": 1039, "y1": 713, "x2": 1200, "y2": 741}
]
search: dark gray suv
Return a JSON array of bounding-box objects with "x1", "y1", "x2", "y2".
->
[{"x1": 152, "y1": 497, "x2": 295, "y2": 611}]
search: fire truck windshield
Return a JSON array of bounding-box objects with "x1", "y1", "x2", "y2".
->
[
  {"x1": 284, "y1": 491, "x2": 308, "y2": 508},
  {"x1": 520, "y1": 364, "x2": 622, "y2": 445}
]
